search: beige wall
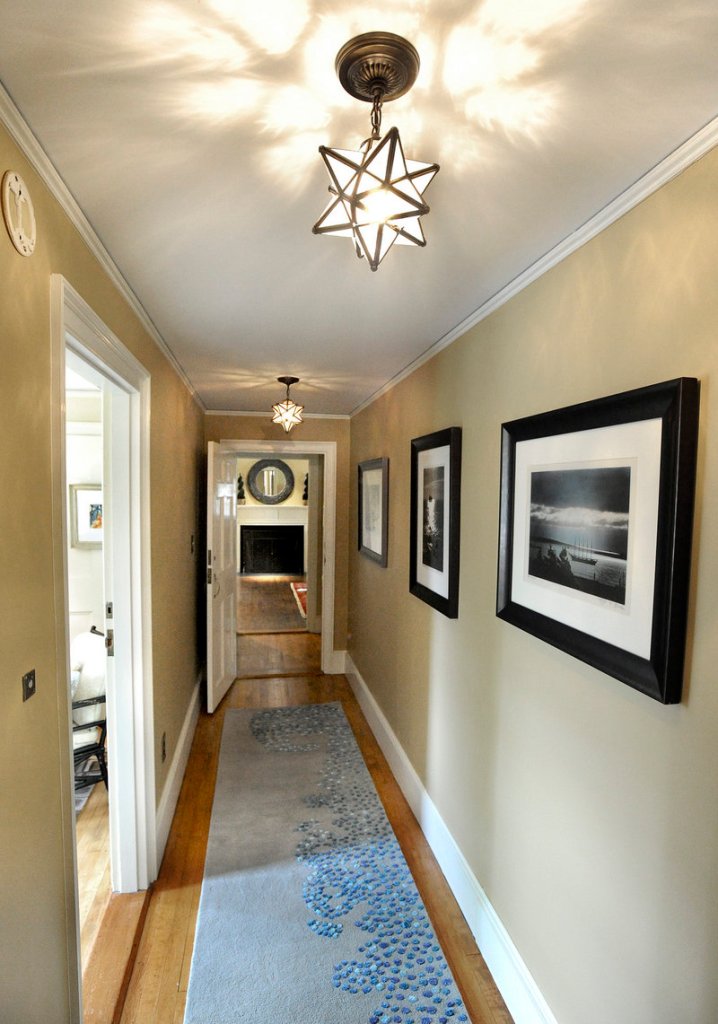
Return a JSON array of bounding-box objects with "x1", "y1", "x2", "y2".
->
[
  {"x1": 204, "y1": 415, "x2": 350, "y2": 652},
  {"x1": 349, "y1": 147, "x2": 718, "y2": 1024},
  {"x1": 0, "y1": 124, "x2": 204, "y2": 1020}
]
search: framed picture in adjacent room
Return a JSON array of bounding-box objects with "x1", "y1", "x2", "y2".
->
[
  {"x1": 70, "y1": 483, "x2": 103, "y2": 548},
  {"x1": 496, "y1": 378, "x2": 700, "y2": 704},
  {"x1": 410, "y1": 427, "x2": 462, "y2": 618},
  {"x1": 358, "y1": 457, "x2": 389, "y2": 566}
]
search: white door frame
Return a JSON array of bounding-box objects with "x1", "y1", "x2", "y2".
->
[
  {"x1": 51, "y1": 277, "x2": 156, "y2": 900},
  {"x1": 219, "y1": 439, "x2": 341, "y2": 674}
]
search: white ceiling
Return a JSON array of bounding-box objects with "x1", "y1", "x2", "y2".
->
[{"x1": 1, "y1": 0, "x2": 717, "y2": 415}]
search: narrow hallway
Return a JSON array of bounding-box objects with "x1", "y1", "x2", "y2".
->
[{"x1": 118, "y1": 633, "x2": 512, "y2": 1024}]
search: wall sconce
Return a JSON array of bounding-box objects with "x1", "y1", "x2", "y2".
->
[{"x1": 313, "y1": 32, "x2": 439, "y2": 272}]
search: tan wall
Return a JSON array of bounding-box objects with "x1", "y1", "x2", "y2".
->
[
  {"x1": 204, "y1": 416, "x2": 350, "y2": 652},
  {"x1": 0, "y1": 124, "x2": 204, "y2": 1020},
  {"x1": 349, "y1": 147, "x2": 718, "y2": 1024}
]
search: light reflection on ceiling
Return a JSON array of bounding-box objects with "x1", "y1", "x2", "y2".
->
[
  {"x1": 0, "y1": 0, "x2": 716, "y2": 414},
  {"x1": 130, "y1": 0, "x2": 587, "y2": 189}
]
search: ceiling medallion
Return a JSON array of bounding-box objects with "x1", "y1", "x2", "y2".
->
[
  {"x1": 271, "y1": 376, "x2": 304, "y2": 433},
  {"x1": 313, "y1": 32, "x2": 439, "y2": 273},
  {"x1": 2, "y1": 170, "x2": 36, "y2": 257}
]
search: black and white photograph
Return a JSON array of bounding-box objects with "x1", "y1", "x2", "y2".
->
[
  {"x1": 358, "y1": 457, "x2": 389, "y2": 566},
  {"x1": 410, "y1": 427, "x2": 462, "y2": 618},
  {"x1": 422, "y1": 465, "x2": 444, "y2": 571},
  {"x1": 497, "y1": 378, "x2": 700, "y2": 704},
  {"x1": 528, "y1": 466, "x2": 630, "y2": 606}
]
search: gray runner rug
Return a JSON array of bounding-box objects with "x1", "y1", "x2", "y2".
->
[{"x1": 184, "y1": 703, "x2": 469, "y2": 1024}]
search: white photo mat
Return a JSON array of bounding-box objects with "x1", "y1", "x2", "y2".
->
[
  {"x1": 510, "y1": 418, "x2": 661, "y2": 659},
  {"x1": 416, "y1": 443, "x2": 451, "y2": 600}
]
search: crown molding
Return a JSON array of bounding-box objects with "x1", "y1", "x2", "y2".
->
[
  {"x1": 206, "y1": 409, "x2": 350, "y2": 420},
  {"x1": 0, "y1": 81, "x2": 205, "y2": 411},
  {"x1": 351, "y1": 114, "x2": 718, "y2": 418}
]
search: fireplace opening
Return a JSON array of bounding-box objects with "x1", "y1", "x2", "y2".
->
[{"x1": 240, "y1": 525, "x2": 304, "y2": 575}]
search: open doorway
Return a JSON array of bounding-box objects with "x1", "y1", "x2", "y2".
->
[
  {"x1": 65, "y1": 354, "x2": 111, "y2": 972},
  {"x1": 206, "y1": 439, "x2": 340, "y2": 713},
  {"x1": 51, "y1": 275, "x2": 156, "y2": 1017},
  {"x1": 233, "y1": 452, "x2": 323, "y2": 679},
  {"x1": 236, "y1": 453, "x2": 320, "y2": 635},
  {"x1": 65, "y1": 358, "x2": 109, "y2": 966}
]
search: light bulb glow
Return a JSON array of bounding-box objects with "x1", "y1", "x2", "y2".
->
[
  {"x1": 313, "y1": 126, "x2": 439, "y2": 271},
  {"x1": 271, "y1": 398, "x2": 304, "y2": 432}
]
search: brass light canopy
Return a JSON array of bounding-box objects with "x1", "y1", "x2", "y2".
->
[
  {"x1": 313, "y1": 31, "x2": 439, "y2": 272},
  {"x1": 271, "y1": 375, "x2": 304, "y2": 433}
]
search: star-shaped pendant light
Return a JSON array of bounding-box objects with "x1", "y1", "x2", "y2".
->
[
  {"x1": 313, "y1": 33, "x2": 439, "y2": 272},
  {"x1": 271, "y1": 376, "x2": 304, "y2": 433}
]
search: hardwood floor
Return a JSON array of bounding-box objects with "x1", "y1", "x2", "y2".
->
[
  {"x1": 236, "y1": 573, "x2": 307, "y2": 634},
  {"x1": 76, "y1": 782, "x2": 111, "y2": 966},
  {"x1": 119, "y1": 632, "x2": 513, "y2": 1024},
  {"x1": 237, "y1": 630, "x2": 321, "y2": 678}
]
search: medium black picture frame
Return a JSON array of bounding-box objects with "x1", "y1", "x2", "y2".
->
[
  {"x1": 358, "y1": 457, "x2": 389, "y2": 567},
  {"x1": 410, "y1": 427, "x2": 462, "y2": 618},
  {"x1": 496, "y1": 378, "x2": 700, "y2": 704}
]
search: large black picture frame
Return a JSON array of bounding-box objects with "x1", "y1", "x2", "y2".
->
[
  {"x1": 410, "y1": 427, "x2": 462, "y2": 618},
  {"x1": 496, "y1": 378, "x2": 700, "y2": 704},
  {"x1": 358, "y1": 457, "x2": 389, "y2": 566}
]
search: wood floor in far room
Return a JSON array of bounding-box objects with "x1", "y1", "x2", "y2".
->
[{"x1": 119, "y1": 631, "x2": 513, "y2": 1024}]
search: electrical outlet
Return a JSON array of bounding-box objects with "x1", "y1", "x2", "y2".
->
[
  {"x1": 22, "y1": 669, "x2": 36, "y2": 702},
  {"x1": 161, "y1": 731, "x2": 167, "y2": 762}
]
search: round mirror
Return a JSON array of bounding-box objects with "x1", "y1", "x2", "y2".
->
[{"x1": 247, "y1": 459, "x2": 295, "y2": 504}]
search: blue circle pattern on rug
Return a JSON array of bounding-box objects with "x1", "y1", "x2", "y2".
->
[{"x1": 251, "y1": 705, "x2": 468, "y2": 1024}]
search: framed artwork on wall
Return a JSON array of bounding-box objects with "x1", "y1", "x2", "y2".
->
[
  {"x1": 496, "y1": 378, "x2": 700, "y2": 704},
  {"x1": 70, "y1": 483, "x2": 103, "y2": 548},
  {"x1": 358, "y1": 457, "x2": 389, "y2": 566},
  {"x1": 410, "y1": 427, "x2": 462, "y2": 618}
]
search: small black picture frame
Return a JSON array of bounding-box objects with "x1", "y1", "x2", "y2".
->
[
  {"x1": 410, "y1": 427, "x2": 462, "y2": 618},
  {"x1": 496, "y1": 378, "x2": 700, "y2": 704},
  {"x1": 358, "y1": 457, "x2": 389, "y2": 567}
]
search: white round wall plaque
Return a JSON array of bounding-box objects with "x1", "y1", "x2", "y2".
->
[{"x1": 2, "y1": 170, "x2": 36, "y2": 256}]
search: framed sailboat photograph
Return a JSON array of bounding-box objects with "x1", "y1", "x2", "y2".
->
[{"x1": 496, "y1": 379, "x2": 700, "y2": 704}]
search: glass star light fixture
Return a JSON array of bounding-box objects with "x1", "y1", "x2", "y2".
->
[
  {"x1": 271, "y1": 375, "x2": 304, "y2": 432},
  {"x1": 313, "y1": 32, "x2": 439, "y2": 272}
]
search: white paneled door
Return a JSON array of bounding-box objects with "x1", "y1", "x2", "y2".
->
[{"x1": 206, "y1": 442, "x2": 238, "y2": 713}]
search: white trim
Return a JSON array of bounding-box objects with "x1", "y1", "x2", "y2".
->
[
  {"x1": 0, "y1": 82, "x2": 202, "y2": 410},
  {"x1": 218, "y1": 439, "x2": 339, "y2": 675},
  {"x1": 205, "y1": 410, "x2": 350, "y2": 420},
  {"x1": 52, "y1": 275, "x2": 157, "y2": 892},
  {"x1": 346, "y1": 654, "x2": 559, "y2": 1024},
  {"x1": 324, "y1": 649, "x2": 347, "y2": 675},
  {"x1": 350, "y1": 115, "x2": 718, "y2": 417},
  {"x1": 156, "y1": 677, "x2": 202, "y2": 863},
  {"x1": 50, "y1": 288, "x2": 83, "y2": 1024}
]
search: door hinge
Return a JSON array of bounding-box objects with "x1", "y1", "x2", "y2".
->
[
  {"x1": 207, "y1": 567, "x2": 212, "y2": 585},
  {"x1": 105, "y1": 629, "x2": 115, "y2": 657}
]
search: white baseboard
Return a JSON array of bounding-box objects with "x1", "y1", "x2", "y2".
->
[
  {"x1": 324, "y1": 648, "x2": 347, "y2": 675},
  {"x1": 155, "y1": 675, "x2": 201, "y2": 867},
  {"x1": 345, "y1": 655, "x2": 559, "y2": 1024}
]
